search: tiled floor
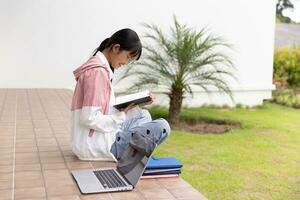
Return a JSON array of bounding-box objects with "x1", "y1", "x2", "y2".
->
[{"x1": 0, "y1": 89, "x2": 207, "y2": 200}]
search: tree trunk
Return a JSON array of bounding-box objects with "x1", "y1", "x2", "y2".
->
[{"x1": 168, "y1": 87, "x2": 183, "y2": 125}]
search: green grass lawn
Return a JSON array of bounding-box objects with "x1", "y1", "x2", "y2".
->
[{"x1": 149, "y1": 103, "x2": 300, "y2": 200}]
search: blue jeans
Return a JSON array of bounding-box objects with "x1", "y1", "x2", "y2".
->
[{"x1": 110, "y1": 109, "x2": 171, "y2": 160}]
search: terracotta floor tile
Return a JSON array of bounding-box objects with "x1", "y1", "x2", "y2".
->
[
  {"x1": 0, "y1": 179, "x2": 13, "y2": 190},
  {"x1": 45, "y1": 178, "x2": 75, "y2": 190},
  {"x1": 46, "y1": 185, "x2": 79, "y2": 197},
  {"x1": 0, "y1": 141, "x2": 13, "y2": 148},
  {"x1": 79, "y1": 193, "x2": 112, "y2": 200},
  {"x1": 136, "y1": 179, "x2": 163, "y2": 190},
  {"x1": 40, "y1": 156, "x2": 65, "y2": 164},
  {"x1": 31, "y1": 116, "x2": 47, "y2": 120},
  {"x1": 15, "y1": 146, "x2": 38, "y2": 153},
  {"x1": 157, "y1": 178, "x2": 191, "y2": 189},
  {"x1": 15, "y1": 138, "x2": 36, "y2": 148},
  {"x1": 39, "y1": 151, "x2": 62, "y2": 158},
  {"x1": 64, "y1": 155, "x2": 79, "y2": 162},
  {"x1": 34, "y1": 127, "x2": 53, "y2": 133},
  {"x1": 0, "y1": 160, "x2": 13, "y2": 166},
  {"x1": 168, "y1": 187, "x2": 208, "y2": 200},
  {"x1": 15, "y1": 163, "x2": 41, "y2": 172},
  {"x1": 15, "y1": 171, "x2": 44, "y2": 189},
  {"x1": 48, "y1": 195, "x2": 81, "y2": 200},
  {"x1": 43, "y1": 169, "x2": 71, "y2": 178},
  {"x1": 15, "y1": 171, "x2": 43, "y2": 180},
  {"x1": 57, "y1": 138, "x2": 70, "y2": 146},
  {"x1": 15, "y1": 152, "x2": 39, "y2": 164},
  {"x1": 0, "y1": 189, "x2": 12, "y2": 200},
  {"x1": 0, "y1": 154, "x2": 13, "y2": 160},
  {"x1": 54, "y1": 130, "x2": 70, "y2": 136},
  {"x1": 0, "y1": 138, "x2": 14, "y2": 148},
  {"x1": 0, "y1": 144, "x2": 13, "y2": 149},
  {"x1": 34, "y1": 128, "x2": 54, "y2": 138},
  {"x1": 16, "y1": 120, "x2": 33, "y2": 126},
  {"x1": 32, "y1": 120, "x2": 51, "y2": 128},
  {"x1": 16, "y1": 125, "x2": 33, "y2": 130},
  {"x1": 66, "y1": 162, "x2": 92, "y2": 170},
  {"x1": 0, "y1": 132, "x2": 14, "y2": 137},
  {"x1": 38, "y1": 145, "x2": 60, "y2": 152},
  {"x1": 0, "y1": 165, "x2": 13, "y2": 173},
  {"x1": 44, "y1": 177, "x2": 75, "y2": 188},
  {"x1": 16, "y1": 128, "x2": 35, "y2": 134},
  {"x1": 111, "y1": 191, "x2": 145, "y2": 200},
  {"x1": 41, "y1": 162, "x2": 67, "y2": 170},
  {"x1": 0, "y1": 148, "x2": 13, "y2": 155},
  {"x1": 49, "y1": 120, "x2": 66, "y2": 126},
  {"x1": 0, "y1": 173, "x2": 13, "y2": 180},
  {"x1": 139, "y1": 188, "x2": 176, "y2": 199},
  {"x1": 43, "y1": 169, "x2": 74, "y2": 187},
  {"x1": 52, "y1": 126, "x2": 68, "y2": 132},
  {"x1": 0, "y1": 134, "x2": 14, "y2": 139},
  {"x1": 0, "y1": 155, "x2": 14, "y2": 161},
  {"x1": 62, "y1": 150, "x2": 75, "y2": 157},
  {"x1": 35, "y1": 134, "x2": 53, "y2": 139},
  {"x1": 37, "y1": 138, "x2": 58, "y2": 147},
  {"x1": 16, "y1": 134, "x2": 35, "y2": 139},
  {"x1": 14, "y1": 187, "x2": 46, "y2": 199},
  {"x1": 15, "y1": 177, "x2": 44, "y2": 189},
  {"x1": 60, "y1": 145, "x2": 72, "y2": 151},
  {"x1": 90, "y1": 162, "x2": 116, "y2": 168}
]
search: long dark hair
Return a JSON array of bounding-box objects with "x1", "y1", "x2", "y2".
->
[{"x1": 92, "y1": 28, "x2": 142, "y2": 60}]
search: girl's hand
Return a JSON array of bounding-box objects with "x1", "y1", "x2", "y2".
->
[
  {"x1": 120, "y1": 103, "x2": 136, "y2": 113},
  {"x1": 139, "y1": 92, "x2": 155, "y2": 107}
]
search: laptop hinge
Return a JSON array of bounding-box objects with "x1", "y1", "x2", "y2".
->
[{"x1": 116, "y1": 168, "x2": 134, "y2": 187}]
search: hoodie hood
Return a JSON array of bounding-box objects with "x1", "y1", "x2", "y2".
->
[{"x1": 73, "y1": 56, "x2": 110, "y2": 82}]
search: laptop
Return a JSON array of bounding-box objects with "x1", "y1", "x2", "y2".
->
[{"x1": 71, "y1": 137, "x2": 157, "y2": 194}]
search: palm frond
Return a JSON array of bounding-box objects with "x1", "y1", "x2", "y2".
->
[{"x1": 116, "y1": 16, "x2": 236, "y2": 104}]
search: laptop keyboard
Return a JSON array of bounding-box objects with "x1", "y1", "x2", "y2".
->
[{"x1": 93, "y1": 169, "x2": 127, "y2": 188}]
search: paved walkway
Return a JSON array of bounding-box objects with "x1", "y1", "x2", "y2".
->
[{"x1": 0, "y1": 89, "x2": 207, "y2": 200}]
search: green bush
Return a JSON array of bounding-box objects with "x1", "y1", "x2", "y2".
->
[
  {"x1": 272, "y1": 88, "x2": 300, "y2": 108},
  {"x1": 273, "y1": 45, "x2": 300, "y2": 88}
]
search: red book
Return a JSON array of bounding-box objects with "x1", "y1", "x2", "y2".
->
[{"x1": 140, "y1": 174, "x2": 179, "y2": 179}]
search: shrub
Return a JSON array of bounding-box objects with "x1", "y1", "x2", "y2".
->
[
  {"x1": 272, "y1": 88, "x2": 300, "y2": 108},
  {"x1": 273, "y1": 45, "x2": 300, "y2": 88}
]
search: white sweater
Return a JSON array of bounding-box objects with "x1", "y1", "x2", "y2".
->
[{"x1": 71, "y1": 52, "x2": 141, "y2": 161}]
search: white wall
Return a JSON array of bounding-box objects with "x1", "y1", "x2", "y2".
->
[{"x1": 0, "y1": 0, "x2": 276, "y2": 107}]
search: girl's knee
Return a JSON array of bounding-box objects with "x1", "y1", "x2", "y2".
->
[
  {"x1": 152, "y1": 118, "x2": 171, "y2": 145},
  {"x1": 156, "y1": 118, "x2": 171, "y2": 136},
  {"x1": 141, "y1": 109, "x2": 152, "y2": 122}
]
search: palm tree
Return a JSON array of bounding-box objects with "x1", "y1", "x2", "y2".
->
[{"x1": 117, "y1": 16, "x2": 236, "y2": 125}]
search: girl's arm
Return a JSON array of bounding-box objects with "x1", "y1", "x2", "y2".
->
[
  {"x1": 80, "y1": 106, "x2": 126, "y2": 133},
  {"x1": 79, "y1": 68, "x2": 126, "y2": 133}
]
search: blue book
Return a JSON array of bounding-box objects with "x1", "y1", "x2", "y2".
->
[
  {"x1": 143, "y1": 169, "x2": 182, "y2": 175},
  {"x1": 145, "y1": 157, "x2": 183, "y2": 169}
]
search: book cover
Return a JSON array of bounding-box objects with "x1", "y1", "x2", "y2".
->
[
  {"x1": 145, "y1": 157, "x2": 183, "y2": 169},
  {"x1": 140, "y1": 174, "x2": 179, "y2": 179},
  {"x1": 143, "y1": 169, "x2": 182, "y2": 175},
  {"x1": 144, "y1": 167, "x2": 182, "y2": 174},
  {"x1": 113, "y1": 90, "x2": 151, "y2": 110}
]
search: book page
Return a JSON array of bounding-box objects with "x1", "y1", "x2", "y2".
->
[{"x1": 115, "y1": 90, "x2": 150, "y2": 105}]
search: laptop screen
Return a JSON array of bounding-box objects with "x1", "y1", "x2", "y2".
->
[{"x1": 116, "y1": 140, "x2": 156, "y2": 187}]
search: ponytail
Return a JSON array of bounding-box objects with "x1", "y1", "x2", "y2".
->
[
  {"x1": 92, "y1": 28, "x2": 142, "y2": 60},
  {"x1": 92, "y1": 38, "x2": 111, "y2": 56}
]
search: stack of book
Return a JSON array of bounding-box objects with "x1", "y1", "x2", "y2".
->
[{"x1": 141, "y1": 157, "x2": 183, "y2": 179}]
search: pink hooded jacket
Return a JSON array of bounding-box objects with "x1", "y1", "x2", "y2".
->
[
  {"x1": 70, "y1": 53, "x2": 126, "y2": 161},
  {"x1": 71, "y1": 55, "x2": 111, "y2": 114}
]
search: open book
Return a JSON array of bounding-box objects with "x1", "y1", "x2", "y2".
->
[{"x1": 113, "y1": 90, "x2": 152, "y2": 110}]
